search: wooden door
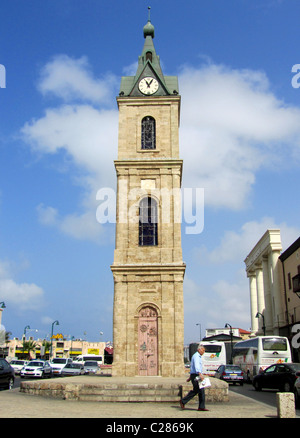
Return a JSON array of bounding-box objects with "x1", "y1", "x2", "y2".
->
[{"x1": 138, "y1": 306, "x2": 158, "y2": 376}]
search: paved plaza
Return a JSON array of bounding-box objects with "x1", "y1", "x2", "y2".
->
[{"x1": 0, "y1": 379, "x2": 280, "y2": 418}]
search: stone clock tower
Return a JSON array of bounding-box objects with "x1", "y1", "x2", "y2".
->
[{"x1": 111, "y1": 14, "x2": 186, "y2": 377}]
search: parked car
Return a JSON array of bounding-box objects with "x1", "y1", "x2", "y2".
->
[
  {"x1": 50, "y1": 358, "x2": 73, "y2": 376},
  {"x1": 84, "y1": 360, "x2": 99, "y2": 374},
  {"x1": 20, "y1": 360, "x2": 53, "y2": 379},
  {"x1": 0, "y1": 358, "x2": 15, "y2": 390},
  {"x1": 253, "y1": 363, "x2": 300, "y2": 392},
  {"x1": 10, "y1": 359, "x2": 28, "y2": 375},
  {"x1": 293, "y1": 372, "x2": 300, "y2": 406},
  {"x1": 214, "y1": 365, "x2": 244, "y2": 385},
  {"x1": 61, "y1": 363, "x2": 85, "y2": 377}
]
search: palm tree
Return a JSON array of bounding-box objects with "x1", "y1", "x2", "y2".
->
[
  {"x1": 42, "y1": 340, "x2": 51, "y2": 359},
  {"x1": 22, "y1": 339, "x2": 37, "y2": 360},
  {"x1": 5, "y1": 330, "x2": 11, "y2": 344}
]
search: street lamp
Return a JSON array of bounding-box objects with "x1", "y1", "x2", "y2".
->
[
  {"x1": 225, "y1": 323, "x2": 233, "y2": 364},
  {"x1": 255, "y1": 312, "x2": 266, "y2": 336},
  {"x1": 23, "y1": 325, "x2": 30, "y2": 340},
  {"x1": 50, "y1": 320, "x2": 59, "y2": 360},
  {"x1": 196, "y1": 323, "x2": 202, "y2": 341},
  {"x1": 70, "y1": 335, "x2": 74, "y2": 358},
  {"x1": 0, "y1": 302, "x2": 5, "y2": 326}
]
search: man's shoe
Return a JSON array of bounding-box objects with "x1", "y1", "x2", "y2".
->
[
  {"x1": 197, "y1": 408, "x2": 209, "y2": 411},
  {"x1": 179, "y1": 400, "x2": 185, "y2": 410}
]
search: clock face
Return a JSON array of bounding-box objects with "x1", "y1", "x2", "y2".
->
[{"x1": 139, "y1": 77, "x2": 159, "y2": 95}]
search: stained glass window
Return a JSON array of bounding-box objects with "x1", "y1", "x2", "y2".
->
[
  {"x1": 139, "y1": 197, "x2": 158, "y2": 246},
  {"x1": 141, "y1": 116, "x2": 156, "y2": 150}
]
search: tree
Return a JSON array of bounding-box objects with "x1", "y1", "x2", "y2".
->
[
  {"x1": 41, "y1": 340, "x2": 51, "y2": 359},
  {"x1": 22, "y1": 339, "x2": 37, "y2": 360}
]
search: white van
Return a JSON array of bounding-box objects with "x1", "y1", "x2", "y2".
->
[
  {"x1": 50, "y1": 358, "x2": 73, "y2": 375},
  {"x1": 73, "y1": 354, "x2": 103, "y2": 366}
]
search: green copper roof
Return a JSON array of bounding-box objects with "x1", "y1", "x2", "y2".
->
[{"x1": 119, "y1": 10, "x2": 179, "y2": 97}]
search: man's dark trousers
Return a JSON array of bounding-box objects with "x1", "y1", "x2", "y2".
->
[{"x1": 181, "y1": 373, "x2": 205, "y2": 409}]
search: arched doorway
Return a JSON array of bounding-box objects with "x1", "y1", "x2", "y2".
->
[{"x1": 138, "y1": 306, "x2": 158, "y2": 376}]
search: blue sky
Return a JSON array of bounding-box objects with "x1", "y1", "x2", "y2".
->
[{"x1": 0, "y1": 0, "x2": 300, "y2": 345}]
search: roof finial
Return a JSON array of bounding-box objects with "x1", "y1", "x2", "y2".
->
[{"x1": 143, "y1": 6, "x2": 155, "y2": 38}]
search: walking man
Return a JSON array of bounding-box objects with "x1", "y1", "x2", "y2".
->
[{"x1": 180, "y1": 344, "x2": 209, "y2": 411}]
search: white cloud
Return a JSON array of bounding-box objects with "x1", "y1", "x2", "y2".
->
[
  {"x1": 38, "y1": 55, "x2": 118, "y2": 104},
  {"x1": 183, "y1": 271, "x2": 251, "y2": 343},
  {"x1": 0, "y1": 260, "x2": 45, "y2": 311},
  {"x1": 205, "y1": 217, "x2": 300, "y2": 264},
  {"x1": 22, "y1": 103, "x2": 118, "y2": 243},
  {"x1": 22, "y1": 104, "x2": 118, "y2": 180},
  {"x1": 179, "y1": 64, "x2": 300, "y2": 210},
  {"x1": 21, "y1": 57, "x2": 300, "y2": 244}
]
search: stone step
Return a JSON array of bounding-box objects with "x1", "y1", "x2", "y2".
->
[{"x1": 20, "y1": 376, "x2": 229, "y2": 403}]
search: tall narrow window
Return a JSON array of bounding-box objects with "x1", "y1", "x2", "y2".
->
[
  {"x1": 139, "y1": 197, "x2": 158, "y2": 246},
  {"x1": 141, "y1": 116, "x2": 156, "y2": 150},
  {"x1": 146, "y1": 51, "x2": 152, "y2": 62}
]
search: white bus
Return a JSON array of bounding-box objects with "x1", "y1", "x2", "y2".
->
[
  {"x1": 232, "y1": 336, "x2": 292, "y2": 381},
  {"x1": 73, "y1": 354, "x2": 103, "y2": 366},
  {"x1": 201, "y1": 341, "x2": 227, "y2": 376}
]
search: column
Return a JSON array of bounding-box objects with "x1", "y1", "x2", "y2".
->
[
  {"x1": 270, "y1": 250, "x2": 285, "y2": 331},
  {"x1": 249, "y1": 273, "x2": 258, "y2": 334},
  {"x1": 256, "y1": 264, "x2": 265, "y2": 334},
  {"x1": 262, "y1": 256, "x2": 272, "y2": 334}
]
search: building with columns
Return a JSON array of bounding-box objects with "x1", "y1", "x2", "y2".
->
[
  {"x1": 244, "y1": 230, "x2": 284, "y2": 336},
  {"x1": 245, "y1": 230, "x2": 300, "y2": 360}
]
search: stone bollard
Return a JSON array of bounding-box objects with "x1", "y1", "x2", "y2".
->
[{"x1": 276, "y1": 392, "x2": 296, "y2": 418}]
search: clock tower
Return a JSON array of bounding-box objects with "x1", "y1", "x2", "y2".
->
[{"x1": 111, "y1": 13, "x2": 186, "y2": 377}]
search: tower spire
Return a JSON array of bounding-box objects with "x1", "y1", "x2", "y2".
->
[{"x1": 143, "y1": 6, "x2": 155, "y2": 38}]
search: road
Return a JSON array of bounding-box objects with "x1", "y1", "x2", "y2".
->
[{"x1": 229, "y1": 381, "x2": 300, "y2": 416}]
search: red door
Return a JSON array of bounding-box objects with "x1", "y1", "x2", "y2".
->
[{"x1": 138, "y1": 306, "x2": 158, "y2": 376}]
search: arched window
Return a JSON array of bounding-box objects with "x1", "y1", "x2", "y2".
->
[
  {"x1": 139, "y1": 197, "x2": 158, "y2": 246},
  {"x1": 146, "y1": 51, "x2": 152, "y2": 62},
  {"x1": 141, "y1": 116, "x2": 156, "y2": 150}
]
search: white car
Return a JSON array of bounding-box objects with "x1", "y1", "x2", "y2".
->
[
  {"x1": 20, "y1": 360, "x2": 53, "y2": 378},
  {"x1": 50, "y1": 358, "x2": 73, "y2": 376},
  {"x1": 10, "y1": 360, "x2": 28, "y2": 375}
]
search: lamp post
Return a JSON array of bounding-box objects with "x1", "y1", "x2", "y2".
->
[
  {"x1": 225, "y1": 323, "x2": 233, "y2": 364},
  {"x1": 50, "y1": 320, "x2": 59, "y2": 360},
  {"x1": 196, "y1": 323, "x2": 202, "y2": 342},
  {"x1": 0, "y1": 302, "x2": 5, "y2": 327},
  {"x1": 255, "y1": 312, "x2": 266, "y2": 336},
  {"x1": 23, "y1": 325, "x2": 30, "y2": 340},
  {"x1": 70, "y1": 335, "x2": 74, "y2": 359}
]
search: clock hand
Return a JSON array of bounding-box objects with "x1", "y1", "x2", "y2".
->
[{"x1": 145, "y1": 79, "x2": 153, "y2": 88}]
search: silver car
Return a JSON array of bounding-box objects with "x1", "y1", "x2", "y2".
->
[
  {"x1": 61, "y1": 363, "x2": 85, "y2": 376},
  {"x1": 83, "y1": 361, "x2": 99, "y2": 374}
]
